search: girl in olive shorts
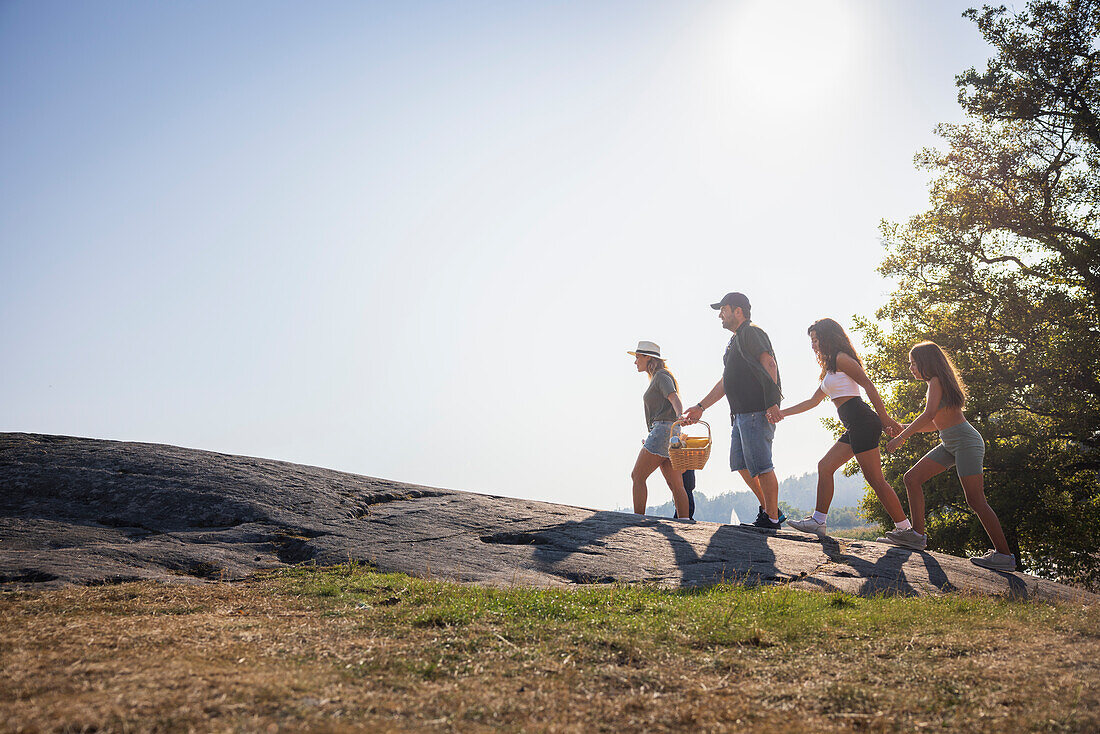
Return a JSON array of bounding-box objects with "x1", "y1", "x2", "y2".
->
[
  {"x1": 885, "y1": 341, "x2": 1015, "y2": 571},
  {"x1": 771, "y1": 318, "x2": 913, "y2": 537}
]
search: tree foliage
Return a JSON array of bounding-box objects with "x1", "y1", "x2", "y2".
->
[{"x1": 858, "y1": 0, "x2": 1100, "y2": 588}]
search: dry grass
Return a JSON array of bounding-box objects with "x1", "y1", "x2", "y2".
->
[{"x1": 2, "y1": 564, "x2": 1099, "y2": 733}]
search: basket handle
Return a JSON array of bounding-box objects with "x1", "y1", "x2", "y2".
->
[{"x1": 671, "y1": 419, "x2": 710, "y2": 441}]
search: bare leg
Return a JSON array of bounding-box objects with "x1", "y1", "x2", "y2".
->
[
  {"x1": 960, "y1": 473, "x2": 1011, "y2": 555},
  {"x1": 658, "y1": 459, "x2": 690, "y2": 518},
  {"x1": 757, "y1": 470, "x2": 779, "y2": 521},
  {"x1": 903, "y1": 456, "x2": 950, "y2": 536},
  {"x1": 737, "y1": 469, "x2": 766, "y2": 508},
  {"x1": 816, "y1": 442, "x2": 855, "y2": 514},
  {"x1": 631, "y1": 449, "x2": 666, "y2": 515},
  {"x1": 855, "y1": 447, "x2": 908, "y2": 524}
]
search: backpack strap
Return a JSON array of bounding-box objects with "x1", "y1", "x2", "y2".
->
[{"x1": 734, "y1": 325, "x2": 783, "y2": 401}]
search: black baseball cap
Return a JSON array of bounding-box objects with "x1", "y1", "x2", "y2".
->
[{"x1": 710, "y1": 292, "x2": 750, "y2": 311}]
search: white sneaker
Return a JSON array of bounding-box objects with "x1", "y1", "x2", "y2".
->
[
  {"x1": 969, "y1": 550, "x2": 1016, "y2": 572},
  {"x1": 786, "y1": 516, "x2": 828, "y2": 537},
  {"x1": 882, "y1": 527, "x2": 927, "y2": 550}
]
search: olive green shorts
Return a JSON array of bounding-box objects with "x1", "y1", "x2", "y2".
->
[{"x1": 924, "y1": 420, "x2": 985, "y2": 477}]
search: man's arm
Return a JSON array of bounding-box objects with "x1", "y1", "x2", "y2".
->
[
  {"x1": 742, "y1": 325, "x2": 780, "y2": 404},
  {"x1": 682, "y1": 378, "x2": 724, "y2": 424},
  {"x1": 759, "y1": 351, "x2": 778, "y2": 387},
  {"x1": 758, "y1": 351, "x2": 782, "y2": 423}
]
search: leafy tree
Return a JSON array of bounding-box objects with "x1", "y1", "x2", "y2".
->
[{"x1": 858, "y1": 0, "x2": 1100, "y2": 588}]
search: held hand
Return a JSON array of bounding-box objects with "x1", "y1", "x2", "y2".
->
[
  {"x1": 766, "y1": 405, "x2": 782, "y2": 424},
  {"x1": 886, "y1": 435, "x2": 905, "y2": 454},
  {"x1": 682, "y1": 405, "x2": 703, "y2": 425},
  {"x1": 884, "y1": 418, "x2": 903, "y2": 438}
]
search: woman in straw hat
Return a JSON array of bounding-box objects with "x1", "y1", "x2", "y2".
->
[{"x1": 629, "y1": 341, "x2": 691, "y2": 518}]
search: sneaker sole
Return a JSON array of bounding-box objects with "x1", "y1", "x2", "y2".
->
[
  {"x1": 969, "y1": 558, "x2": 1016, "y2": 572},
  {"x1": 787, "y1": 523, "x2": 828, "y2": 537},
  {"x1": 877, "y1": 536, "x2": 926, "y2": 551},
  {"x1": 741, "y1": 522, "x2": 782, "y2": 531}
]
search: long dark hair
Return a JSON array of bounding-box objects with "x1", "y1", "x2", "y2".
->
[
  {"x1": 807, "y1": 318, "x2": 861, "y2": 379},
  {"x1": 645, "y1": 356, "x2": 679, "y2": 392},
  {"x1": 909, "y1": 341, "x2": 967, "y2": 409}
]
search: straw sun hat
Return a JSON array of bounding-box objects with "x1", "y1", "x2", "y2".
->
[{"x1": 627, "y1": 340, "x2": 662, "y2": 359}]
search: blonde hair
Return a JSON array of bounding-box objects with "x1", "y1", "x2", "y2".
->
[
  {"x1": 909, "y1": 341, "x2": 967, "y2": 409},
  {"x1": 644, "y1": 356, "x2": 678, "y2": 392}
]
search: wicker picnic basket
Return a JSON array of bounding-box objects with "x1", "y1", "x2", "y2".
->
[{"x1": 668, "y1": 420, "x2": 711, "y2": 471}]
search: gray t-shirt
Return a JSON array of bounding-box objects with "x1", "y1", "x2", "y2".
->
[{"x1": 643, "y1": 369, "x2": 678, "y2": 428}]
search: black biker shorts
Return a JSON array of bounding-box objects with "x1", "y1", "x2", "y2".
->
[{"x1": 836, "y1": 397, "x2": 883, "y2": 454}]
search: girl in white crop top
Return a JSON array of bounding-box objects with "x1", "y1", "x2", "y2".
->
[
  {"x1": 819, "y1": 369, "x2": 861, "y2": 400},
  {"x1": 767, "y1": 318, "x2": 912, "y2": 538}
]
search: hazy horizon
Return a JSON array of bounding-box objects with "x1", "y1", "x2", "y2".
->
[{"x1": 2, "y1": 1, "x2": 994, "y2": 510}]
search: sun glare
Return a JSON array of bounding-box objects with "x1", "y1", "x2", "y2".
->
[{"x1": 725, "y1": 1, "x2": 859, "y2": 109}]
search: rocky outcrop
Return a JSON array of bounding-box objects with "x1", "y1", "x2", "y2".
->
[{"x1": 0, "y1": 433, "x2": 1092, "y2": 602}]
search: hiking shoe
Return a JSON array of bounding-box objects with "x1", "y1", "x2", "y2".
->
[
  {"x1": 969, "y1": 550, "x2": 1016, "y2": 572},
  {"x1": 756, "y1": 506, "x2": 787, "y2": 524},
  {"x1": 882, "y1": 527, "x2": 927, "y2": 550},
  {"x1": 786, "y1": 516, "x2": 828, "y2": 537},
  {"x1": 749, "y1": 515, "x2": 783, "y2": 530}
]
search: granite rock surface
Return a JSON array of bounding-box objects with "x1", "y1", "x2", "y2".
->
[{"x1": 0, "y1": 433, "x2": 1092, "y2": 603}]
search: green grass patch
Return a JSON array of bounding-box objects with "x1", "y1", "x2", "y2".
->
[
  {"x1": 3, "y1": 564, "x2": 1098, "y2": 733},
  {"x1": 274, "y1": 563, "x2": 1099, "y2": 658}
]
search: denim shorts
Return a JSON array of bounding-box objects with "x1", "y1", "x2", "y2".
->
[
  {"x1": 642, "y1": 421, "x2": 674, "y2": 459},
  {"x1": 729, "y1": 410, "x2": 774, "y2": 477},
  {"x1": 925, "y1": 420, "x2": 985, "y2": 477}
]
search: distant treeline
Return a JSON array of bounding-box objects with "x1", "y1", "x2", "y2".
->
[{"x1": 636, "y1": 472, "x2": 874, "y2": 528}]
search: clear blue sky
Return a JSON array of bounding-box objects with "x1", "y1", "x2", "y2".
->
[{"x1": 1, "y1": 1, "x2": 993, "y2": 510}]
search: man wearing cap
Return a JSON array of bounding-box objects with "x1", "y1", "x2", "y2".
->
[{"x1": 682, "y1": 293, "x2": 785, "y2": 529}]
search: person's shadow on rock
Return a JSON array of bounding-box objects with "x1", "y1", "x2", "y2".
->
[
  {"x1": 487, "y1": 511, "x2": 781, "y2": 587},
  {"x1": 650, "y1": 522, "x2": 782, "y2": 588},
  {"x1": 797, "y1": 536, "x2": 954, "y2": 597}
]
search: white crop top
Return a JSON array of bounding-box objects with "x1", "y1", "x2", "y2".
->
[{"x1": 820, "y1": 370, "x2": 861, "y2": 400}]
